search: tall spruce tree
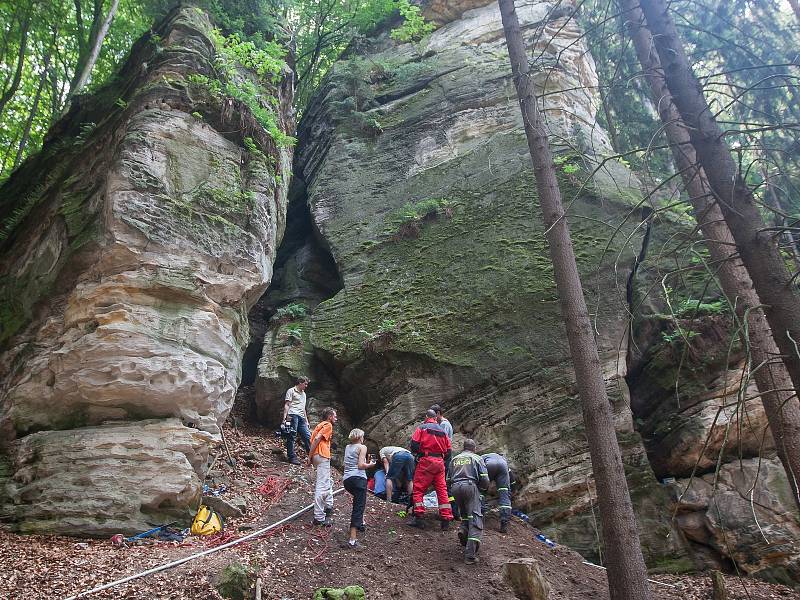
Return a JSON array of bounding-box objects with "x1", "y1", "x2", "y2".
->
[
  {"x1": 497, "y1": 0, "x2": 651, "y2": 597},
  {"x1": 620, "y1": 0, "x2": 800, "y2": 509},
  {"x1": 638, "y1": 0, "x2": 800, "y2": 403}
]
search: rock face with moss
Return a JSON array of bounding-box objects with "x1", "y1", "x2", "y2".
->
[
  {"x1": 628, "y1": 313, "x2": 799, "y2": 579},
  {"x1": 275, "y1": 0, "x2": 800, "y2": 577},
  {"x1": 0, "y1": 7, "x2": 293, "y2": 535},
  {"x1": 283, "y1": 0, "x2": 684, "y2": 565}
]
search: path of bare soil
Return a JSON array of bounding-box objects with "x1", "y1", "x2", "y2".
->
[{"x1": 2, "y1": 401, "x2": 798, "y2": 600}]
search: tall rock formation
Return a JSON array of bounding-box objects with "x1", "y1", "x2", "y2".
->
[
  {"x1": 257, "y1": 0, "x2": 799, "y2": 579},
  {"x1": 264, "y1": 0, "x2": 683, "y2": 564},
  {"x1": 0, "y1": 7, "x2": 293, "y2": 534}
]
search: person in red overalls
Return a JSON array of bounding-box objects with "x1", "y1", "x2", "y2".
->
[{"x1": 409, "y1": 409, "x2": 454, "y2": 529}]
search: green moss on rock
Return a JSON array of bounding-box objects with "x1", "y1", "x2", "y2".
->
[{"x1": 312, "y1": 169, "x2": 639, "y2": 372}]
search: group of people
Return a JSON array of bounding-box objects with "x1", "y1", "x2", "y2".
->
[{"x1": 280, "y1": 377, "x2": 514, "y2": 563}]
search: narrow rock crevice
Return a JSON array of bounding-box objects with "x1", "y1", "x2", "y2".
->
[{"x1": 243, "y1": 176, "x2": 343, "y2": 429}]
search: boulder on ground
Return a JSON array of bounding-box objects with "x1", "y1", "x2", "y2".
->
[
  {"x1": 503, "y1": 557, "x2": 550, "y2": 600},
  {"x1": 202, "y1": 495, "x2": 245, "y2": 518},
  {"x1": 216, "y1": 560, "x2": 255, "y2": 600}
]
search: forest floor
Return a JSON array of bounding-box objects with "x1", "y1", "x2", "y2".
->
[{"x1": 2, "y1": 393, "x2": 799, "y2": 600}]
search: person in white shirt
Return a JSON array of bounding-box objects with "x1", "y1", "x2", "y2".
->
[
  {"x1": 379, "y1": 445, "x2": 414, "y2": 503},
  {"x1": 430, "y1": 404, "x2": 453, "y2": 439},
  {"x1": 282, "y1": 376, "x2": 311, "y2": 465}
]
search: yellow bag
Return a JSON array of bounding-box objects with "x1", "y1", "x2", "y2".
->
[{"x1": 191, "y1": 504, "x2": 223, "y2": 536}]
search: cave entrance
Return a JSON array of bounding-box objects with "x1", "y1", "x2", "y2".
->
[{"x1": 237, "y1": 177, "x2": 343, "y2": 430}]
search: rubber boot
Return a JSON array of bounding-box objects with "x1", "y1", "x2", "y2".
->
[
  {"x1": 409, "y1": 516, "x2": 426, "y2": 529},
  {"x1": 500, "y1": 521, "x2": 508, "y2": 534},
  {"x1": 458, "y1": 525, "x2": 467, "y2": 546}
]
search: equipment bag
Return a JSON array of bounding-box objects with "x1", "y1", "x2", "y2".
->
[{"x1": 191, "y1": 504, "x2": 223, "y2": 536}]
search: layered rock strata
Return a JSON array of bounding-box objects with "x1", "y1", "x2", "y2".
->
[
  {"x1": 276, "y1": 0, "x2": 799, "y2": 578},
  {"x1": 0, "y1": 7, "x2": 292, "y2": 534},
  {"x1": 628, "y1": 314, "x2": 798, "y2": 579},
  {"x1": 285, "y1": 0, "x2": 683, "y2": 565}
]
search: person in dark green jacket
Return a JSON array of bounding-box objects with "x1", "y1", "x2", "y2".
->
[{"x1": 448, "y1": 439, "x2": 489, "y2": 564}]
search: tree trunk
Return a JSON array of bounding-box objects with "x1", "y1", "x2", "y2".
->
[
  {"x1": 0, "y1": 11, "x2": 31, "y2": 118},
  {"x1": 621, "y1": 0, "x2": 800, "y2": 510},
  {"x1": 639, "y1": 0, "x2": 800, "y2": 403},
  {"x1": 788, "y1": 0, "x2": 800, "y2": 27},
  {"x1": 497, "y1": 1, "x2": 652, "y2": 598},
  {"x1": 14, "y1": 48, "x2": 52, "y2": 170},
  {"x1": 65, "y1": 0, "x2": 120, "y2": 104}
]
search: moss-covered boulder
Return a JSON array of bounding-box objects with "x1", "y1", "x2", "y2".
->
[
  {"x1": 313, "y1": 585, "x2": 366, "y2": 600},
  {"x1": 216, "y1": 560, "x2": 257, "y2": 600}
]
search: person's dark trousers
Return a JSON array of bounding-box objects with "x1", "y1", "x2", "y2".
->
[
  {"x1": 452, "y1": 480, "x2": 483, "y2": 561},
  {"x1": 285, "y1": 414, "x2": 311, "y2": 461},
  {"x1": 444, "y1": 455, "x2": 461, "y2": 520},
  {"x1": 344, "y1": 476, "x2": 368, "y2": 530}
]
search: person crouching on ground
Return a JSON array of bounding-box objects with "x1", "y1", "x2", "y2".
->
[
  {"x1": 307, "y1": 407, "x2": 337, "y2": 526},
  {"x1": 481, "y1": 451, "x2": 513, "y2": 533},
  {"x1": 450, "y1": 438, "x2": 490, "y2": 565},
  {"x1": 342, "y1": 428, "x2": 376, "y2": 549},
  {"x1": 409, "y1": 409, "x2": 454, "y2": 529},
  {"x1": 379, "y1": 445, "x2": 414, "y2": 504}
]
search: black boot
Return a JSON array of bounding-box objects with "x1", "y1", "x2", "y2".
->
[
  {"x1": 409, "y1": 516, "x2": 426, "y2": 529},
  {"x1": 500, "y1": 521, "x2": 508, "y2": 533},
  {"x1": 440, "y1": 519, "x2": 450, "y2": 531},
  {"x1": 458, "y1": 528, "x2": 467, "y2": 546}
]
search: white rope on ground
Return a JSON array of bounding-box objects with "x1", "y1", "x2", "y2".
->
[
  {"x1": 64, "y1": 487, "x2": 346, "y2": 600},
  {"x1": 581, "y1": 561, "x2": 678, "y2": 589}
]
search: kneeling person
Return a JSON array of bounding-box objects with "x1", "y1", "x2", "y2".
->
[
  {"x1": 380, "y1": 445, "x2": 414, "y2": 503},
  {"x1": 449, "y1": 439, "x2": 489, "y2": 564}
]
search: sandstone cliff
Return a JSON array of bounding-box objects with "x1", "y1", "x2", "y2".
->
[
  {"x1": 0, "y1": 0, "x2": 796, "y2": 584},
  {"x1": 257, "y1": 0, "x2": 682, "y2": 565},
  {"x1": 0, "y1": 7, "x2": 293, "y2": 535},
  {"x1": 251, "y1": 0, "x2": 799, "y2": 580}
]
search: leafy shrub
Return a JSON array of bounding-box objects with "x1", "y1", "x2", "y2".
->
[
  {"x1": 661, "y1": 327, "x2": 700, "y2": 344},
  {"x1": 359, "y1": 319, "x2": 399, "y2": 353},
  {"x1": 388, "y1": 198, "x2": 453, "y2": 239},
  {"x1": 285, "y1": 323, "x2": 303, "y2": 344},
  {"x1": 673, "y1": 298, "x2": 725, "y2": 318},
  {"x1": 275, "y1": 303, "x2": 307, "y2": 321},
  {"x1": 390, "y1": 0, "x2": 435, "y2": 42},
  {"x1": 187, "y1": 30, "x2": 295, "y2": 147}
]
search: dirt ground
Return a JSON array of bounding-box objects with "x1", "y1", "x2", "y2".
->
[{"x1": 2, "y1": 399, "x2": 799, "y2": 600}]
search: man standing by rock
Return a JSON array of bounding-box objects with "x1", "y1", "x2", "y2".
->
[
  {"x1": 450, "y1": 439, "x2": 490, "y2": 564},
  {"x1": 307, "y1": 407, "x2": 337, "y2": 526},
  {"x1": 409, "y1": 409, "x2": 454, "y2": 529},
  {"x1": 430, "y1": 404, "x2": 453, "y2": 439},
  {"x1": 482, "y1": 452, "x2": 513, "y2": 533},
  {"x1": 282, "y1": 377, "x2": 311, "y2": 465}
]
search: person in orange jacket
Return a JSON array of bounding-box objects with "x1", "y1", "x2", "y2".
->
[
  {"x1": 307, "y1": 407, "x2": 337, "y2": 526},
  {"x1": 409, "y1": 409, "x2": 454, "y2": 529}
]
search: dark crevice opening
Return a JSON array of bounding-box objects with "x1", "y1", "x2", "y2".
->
[{"x1": 238, "y1": 175, "x2": 344, "y2": 427}]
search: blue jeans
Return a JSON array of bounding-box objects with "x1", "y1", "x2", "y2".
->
[
  {"x1": 387, "y1": 451, "x2": 414, "y2": 487},
  {"x1": 286, "y1": 414, "x2": 310, "y2": 461}
]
